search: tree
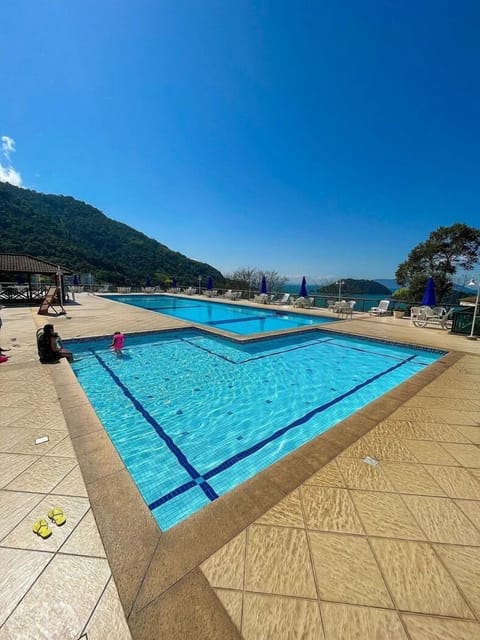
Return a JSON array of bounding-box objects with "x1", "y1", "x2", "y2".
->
[
  {"x1": 226, "y1": 267, "x2": 288, "y2": 293},
  {"x1": 395, "y1": 224, "x2": 480, "y2": 301}
]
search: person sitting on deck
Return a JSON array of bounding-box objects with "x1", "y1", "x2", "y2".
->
[{"x1": 37, "y1": 323, "x2": 74, "y2": 363}]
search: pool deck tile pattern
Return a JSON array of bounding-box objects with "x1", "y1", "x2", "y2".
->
[{"x1": 0, "y1": 293, "x2": 480, "y2": 639}]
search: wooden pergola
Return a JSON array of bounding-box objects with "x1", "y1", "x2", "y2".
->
[{"x1": 0, "y1": 253, "x2": 72, "y2": 304}]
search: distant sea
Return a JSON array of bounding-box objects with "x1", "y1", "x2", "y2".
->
[{"x1": 282, "y1": 282, "x2": 395, "y2": 297}]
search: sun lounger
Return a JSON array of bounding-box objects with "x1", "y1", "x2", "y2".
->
[
  {"x1": 411, "y1": 306, "x2": 449, "y2": 328},
  {"x1": 369, "y1": 300, "x2": 390, "y2": 315}
]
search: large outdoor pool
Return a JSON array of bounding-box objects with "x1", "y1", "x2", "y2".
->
[
  {"x1": 69, "y1": 329, "x2": 444, "y2": 530},
  {"x1": 103, "y1": 294, "x2": 337, "y2": 335}
]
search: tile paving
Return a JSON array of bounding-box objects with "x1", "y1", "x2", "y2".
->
[{"x1": 0, "y1": 294, "x2": 479, "y2": 638}]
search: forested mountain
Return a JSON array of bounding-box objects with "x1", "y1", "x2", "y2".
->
[
  {"x1": 0, "y1": 182, "x2": 224, "y2": 286},
  {"x1": 317, "y1": 278, "x2": 392, "y2": 295}
]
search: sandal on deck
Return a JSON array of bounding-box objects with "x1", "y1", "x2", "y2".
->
[
  {"x1": 48, "y1": 507, "x2": 66, "y2": 526},
  {"x1": 33, "y1": 519, "x2": 52, "y2": 539}
]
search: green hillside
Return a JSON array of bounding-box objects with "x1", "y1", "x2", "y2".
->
[
  {"x1": 317, "y1": 278, "x2": 392, "y2": 295},
  {"x1": 0, "y1": 182, "x2": 224, "y2": 286}
]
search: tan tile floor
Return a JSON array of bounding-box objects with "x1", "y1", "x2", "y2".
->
[
  {"x1": 201, "y1": 352, "x2": 480, "y2": 639},
  {"x1": 1, "y1": 294, "x2": 480, "y2": 638},
  {"x1": 0, "y1": 302, "x2": 132, "y2": 640}
]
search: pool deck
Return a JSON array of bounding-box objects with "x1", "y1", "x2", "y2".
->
[{"x1": 1, "y1": 293, "x2": 479, "y2": 639}]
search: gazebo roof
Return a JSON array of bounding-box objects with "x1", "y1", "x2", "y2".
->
[{"x1": 0, "y1": 253, "x2": 72, "y2": 275}]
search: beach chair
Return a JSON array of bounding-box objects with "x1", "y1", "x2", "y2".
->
[
  {"x1": 293, "y1": 297, "x2": 306, "y2": 308},
  {"x1": 369, "y1": 300, "x2": 390, "y2": 315},
  {"x1": 38, "y1": 286, "x2": 66, "y2": 316},
  {"x1": 339, "y1": 300, "x2": 355, "y2": 317},
  {"x1": 273, "y1": 293, "x2": 290, "y2": 305},
  {"x1": 411, "y1": 306, "x2": 448, "y2": 328}
]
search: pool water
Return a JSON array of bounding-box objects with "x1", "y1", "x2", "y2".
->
[
  {"x1": 69, "y1": 329, "x2": 444, "y2": 530},
  {"x1": 105, "y1": 294, "x2": 336, "y2": 334}
]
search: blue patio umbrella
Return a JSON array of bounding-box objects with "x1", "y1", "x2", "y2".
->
[
  {"x1": 421, "y1": 277, "x2": 436, "y2": 306},
  {"x1": 73, "y1": 274, "x2": 80, "y2": 286},
  {"x1": 145, "y1": 275, "x2": 152, "y2": 287},
  {"x1": 260, "y1": 275, "x2": 267, "y2": 294},
  {"x1": 207, "y1": 276, "x2": 213, "y2": 290},
  {"x1": 172, "y1": 277, "x2": 177, "y2": 289},
  {"x1": 299, "y1": 276, "x2": 308, "y2": 298}
]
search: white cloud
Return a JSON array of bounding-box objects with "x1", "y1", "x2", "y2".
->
[
  {"x1": 1, "y1": 135, "x2": 15, "y2": 161},
  {"x1": 0, "y1": 135, "x2": 22, "y2": 186},
  {"x1": 0, "y1": 164, "x2": 22, "y2": 187}
]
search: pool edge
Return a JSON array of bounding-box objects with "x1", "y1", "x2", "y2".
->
[{"x1": 52, "y1": 345, "x2": 462, "y2": 639}]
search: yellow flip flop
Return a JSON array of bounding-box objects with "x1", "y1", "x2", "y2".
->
[
  {"x1": 48, "y1": 507, "x2": 66, "y2": 526},
  {"x1": 33, "y1": 519, "x2": 52, "y2": 539}
]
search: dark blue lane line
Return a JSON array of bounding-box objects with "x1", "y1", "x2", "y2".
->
[
  {"x1": 181, "y1": 334, "x2": 409, "y2": 366},
  {"x1": 149, "y1": 480, "x2": 197, "y2": 510},
  {"x1": 144, "y1": 305, "x2": 204, "y2": 311},
  {"x1": 324, "y1": 340, "x2": 414, "y2": 362},
  {"x1": 90, "y1": 350, "x2": 219, "y2": 503},
  {"x1": 206, "y1": 315, "x2": 268, "y2": 326},
  {"x1": 202, "y1": 354, "x2": 417, "y2": 481},
  {"x1": 148, "y1": 353, "x2": 417, "y2": 510},
  {"x1": 181, "y1": 336, "x2": 335, "y2": 364}
]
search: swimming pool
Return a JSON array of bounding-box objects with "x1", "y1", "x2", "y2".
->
[
  {"x1": 69, "y1": 329, "x2": 444, "y2": 530},
  {"x1": 104, "y1": 294, "x2": 336, "y2": 335}
]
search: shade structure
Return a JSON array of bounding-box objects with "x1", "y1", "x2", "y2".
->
[
  {"x1": 260, "y1": 275, "x2": 267, "y2": 294},
  {"x1": 145, "y1": 275, "x2": 152, "y2": 287},
  {"x1": 299, "y1": 276, "x2": 308, "y2": 298},
  {"x1": 207, "y1": 276, "x2": 213, "y2": 290},
  {"x1": 421, "y1": 277, "x2": 436, "y2": 306},
  {"x1": 172, "y1": 277, "x2": 177, "y2": 289},
  {"x1": 73, "y1": 274, "x2": 80, "y2": 286}
]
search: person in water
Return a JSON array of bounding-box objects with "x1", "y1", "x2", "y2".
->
[
  {"x1": 110, "y1": 331, "x2": 125, "y2": 355},
  {"x1": 38, "y1": 323, "x2": 74, "y2": 363}
]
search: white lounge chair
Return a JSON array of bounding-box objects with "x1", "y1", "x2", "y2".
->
[
  {"x1": 253, "y1": 293, "x2": 269, "y2": 304},
  {"x1": 411, "y1": 306, "x2": 449, "y2": 328},
  {"x1": 369, "y1": 300, "x2": 390, "y2": 315},
  {"x1": 302, "y1": 297, "x2": 315, "y2": 309},
  {"x1": 185, "y1": 287, "x2": 197, "y2": 295},
  {"x1": 273, "y1": 293, "x2": 290, "y2": 305},
  {"x1": 294, "y1": 297, "x2": 313, "y2": 308},
  {"x1": 338, "y1": 300, "x2": 355, "y2": 317}
]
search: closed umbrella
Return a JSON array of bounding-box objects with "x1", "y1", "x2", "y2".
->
[
  {"x1": 299, "y1": 276, "x2": 308, "y2": 298},
  {"x1": 172, "y1": 277, "x2": 177, "y2": 289},
  {"x1": 260, "y1": 275, "x2": 267, "y2": 294},
  {"x1": 73, "y1": 274, "x2": 80, "y2": 286},
  {"x1": 207, "y1": 276, "x2": 213, "y2": 290},
  {"x1": 421, "y1": 277, "x2": 436, "y2": 306},
  {"x1": 145, "y1": 275, "x2": 152, "y2": 288}
]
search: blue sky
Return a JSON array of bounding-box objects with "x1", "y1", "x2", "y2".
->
[{"x1": 1, "y1": 1, "x2": 479, "y2": 282}]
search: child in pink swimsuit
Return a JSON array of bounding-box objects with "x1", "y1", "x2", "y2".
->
[{"x1": 110, "y1": 331, "x2": 125, "y2": 355}]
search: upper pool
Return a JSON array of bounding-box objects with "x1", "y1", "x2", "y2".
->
[{"x1": 104, "y1": 294, "x2": 338, "y2": 335}]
